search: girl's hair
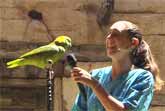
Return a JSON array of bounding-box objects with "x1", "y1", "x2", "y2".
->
[{"x1": 128, "y1": 29, "x2": 164, "y2": 91}]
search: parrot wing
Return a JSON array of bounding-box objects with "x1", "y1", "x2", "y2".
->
[
  {"x1": 7, "y1": 45, "x2": 65, "y2": 69},
  {"x1": 20, "y1": 44, "x2": 60, "y2": 58}
]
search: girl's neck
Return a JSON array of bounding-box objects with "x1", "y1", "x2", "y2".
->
[{"x1": 111, "y1": 56, "x2": 133, "y2": 80}]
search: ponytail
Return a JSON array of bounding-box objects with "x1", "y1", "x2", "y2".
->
[{"x1": 131, "y1": 40, "x2": 164, "y2": 91}]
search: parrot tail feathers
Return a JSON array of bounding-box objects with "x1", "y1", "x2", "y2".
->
[
  {"x1": 7, "y1": 58, "x2": 24, "y2": 68},
  {"x1": 7, "y1": 64, "x2": 20, "y2": 68}
]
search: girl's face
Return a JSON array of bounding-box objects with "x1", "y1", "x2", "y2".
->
[{"x1": 106, "y1": 29, "x2": 132, "y2": 58}]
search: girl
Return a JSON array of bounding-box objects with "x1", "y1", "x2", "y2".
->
[{"x1": 71, "y1": 21, "x2": 164, "y2": 111}]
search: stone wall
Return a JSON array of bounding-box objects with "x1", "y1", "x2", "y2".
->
[{"x1": 0, "y1": 0, "x2": 165, "y2": 111}]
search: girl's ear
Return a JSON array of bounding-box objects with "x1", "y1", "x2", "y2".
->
[{"x1": 131, "y1": 38, "x2": 139, "y2": 47}]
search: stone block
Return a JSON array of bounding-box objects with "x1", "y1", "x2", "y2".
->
[
  {"x1": 0, "y1": 19, "x2": 51, "y2": 42},
  {"x1": 0, "y1": 0, "x2": 14, "y2": 7},
  {"x1": 37, "y1": 0, "x2": 87, "y2": 10},
  {"x1": 0, "y1": 0, "x2": 106, "y2": 45},
  {"x1": 36, "y1": 2, "x2": 88, "y2": 44},
  {"x1": 70, "y1": 44, "x2": 109, "y2": 62},
  {"x1": 14, "y1": 0, "x2": 40, "y2": 9},
  {"x1": 35, "y1": 1, "x2": 105, "y2": 45},
  {"x1": 0, "y1": 8, "x2": 2, "y2": 18},
  {"x1": 0, "y1": 78, "x2": 46, "y2": 87},
  {"x1": 85, "y1": 14, "x2": 107, "y2": 45},
  {"x1": 63, "y1": 78, "x2": 79, "y2": 111},
  {"x1": 0, "y1": 87, "x2": 46, "y2": 110},
  {"x1": 1, "y1": 7, "x2": 24, "y2": 19},
  {"x1": 77, "y1": 62, "x2": 111, "y2": 71},
  {"x1": 78, "y1": 44, "x2": 106, "y2": 57},
  {"x1": 0, "y1": 19, "x2": 2, "y2": 39},
  {"x1": 115, "y1": 0, "x2": 165, "y2": 13},
  {"x1": 144, "y1": 35, "x2": 165, "y2": 56},
  {"x1": 25, "y1": 20, "x2": 51, "y2": 43},
  {"x1": 1, "y1": 20, "x2": 27, "y2": 41},
  {"x1": 150, "y1": 107, "x2": 165, "y2": 111},
  {"x1": 111, "y1": 14, "x2": 165, "y2": 35},
  {"x1": 152, "y1": 94, "x2": 165, "y2": 106}
]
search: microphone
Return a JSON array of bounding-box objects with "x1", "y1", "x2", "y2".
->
[
  {"x1": 65, "y1": 53, "x2": 87, "y2": 100},
  {"x1": 65, "y1": 53, "x2": 77, "y2": 71}
]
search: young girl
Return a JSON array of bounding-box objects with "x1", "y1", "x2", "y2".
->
[{"x1": 71, "y1": 21, "x2": 164, "y2": 111}]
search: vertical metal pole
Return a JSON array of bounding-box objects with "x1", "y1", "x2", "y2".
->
[{"x1": 46, "y1": 60, "x2": 54, "y2": 111}]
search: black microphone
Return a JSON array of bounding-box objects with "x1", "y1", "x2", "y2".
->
[{"x1": 65, "y1": 53, "x2": 87, "y2": 100}]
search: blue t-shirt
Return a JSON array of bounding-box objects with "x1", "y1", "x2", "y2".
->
[{"x1": 72, "y1": 66, "x2": 154, "y2": 111}]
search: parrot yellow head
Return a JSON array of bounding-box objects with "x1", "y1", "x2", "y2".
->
[{"x1": 54, "y1": 35, "x2": 72, "y2": 49}]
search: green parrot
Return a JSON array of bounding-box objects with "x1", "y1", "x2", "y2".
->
[{"x1": 7, "y1": 35, "x2": 72, "y2": 69}]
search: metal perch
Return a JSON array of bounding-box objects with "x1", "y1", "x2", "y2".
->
[{"x1": 46, "y1": 59, "x2": 55, "y2": 111}]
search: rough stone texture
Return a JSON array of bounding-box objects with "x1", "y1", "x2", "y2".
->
[
  {"x1": 150, "y1": 107, "x2": 165, "y2": 111},
  {"x1": 0, "y1": 0, "x2": 15, "y2": 7},
  {"x1": 1, "y1": 1, "x2": 165, "y2": 43},
  {"x1": 77, "y1": 62, "x2": 111, "y2": 71},
  {"x1": 73, "y1": 44, "x2": 109, "y2": 62},
  {"x1": 25, "y1": 20, "x2": 50, "y2": 43},
  {"x1": 1, "y1": 18, "x2": 50, "y2": 42},
  {"x1": 1, "y1": 0, "x2": 105, "y2": 45},
  {"x1": 1, "y1": 7, "x2": 24, "y2": 19},
  {"x1": 0, "y1": 8, "x2": 2, "y2": 18},
  {"x1": 1, "y1": 20, "x2": 27, "y2": 41},
  {"x1": 152, "y1": 93, "x2": 165, "y2": 106},
  {"x1": 115, "y1": 0, "x2": 165, "y2": 13},
  {"x1": 0, "y1": 78, "x2": 46, "y2": 87},
  {"x1": 0, "y1": 19, "x2": 2, "y2": 38},
  {"x1": 35, "y1": 1, "x2": 104, "y2": 45},
  {"x1": 0, "y1": 87, "x2": 47, "y2": 111}
]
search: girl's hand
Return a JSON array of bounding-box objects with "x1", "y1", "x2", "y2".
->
[{"x1": 71, "y1": 67, "x2": 98, "y2": 89}]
